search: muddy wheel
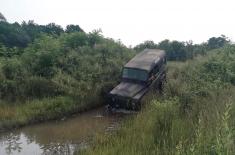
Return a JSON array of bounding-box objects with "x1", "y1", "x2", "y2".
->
[
  {"x1": 159, "y1": 81, "x2": 163, "y2": 89},
  {"x1": 158, "y1": 81, "x2": 164, "y2": 94},
  {"x1": 105, "y1": 105, "x2": 112, "y2": 114}
]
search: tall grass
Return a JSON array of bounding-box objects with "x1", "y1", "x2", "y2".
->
[
  {"x1": 0, "y1": 32, "x2": 134, "y2": 130},
  {"x1": 80, "y1": 46, "x2": 235, "y2": 155},
  {"x1": 0, "y1": 94, "x2": 105, "y2": 131}
]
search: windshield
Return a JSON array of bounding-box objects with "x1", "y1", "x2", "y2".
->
[{"x1": 122, "y1": 68, "x2": 148, "y2": 81}]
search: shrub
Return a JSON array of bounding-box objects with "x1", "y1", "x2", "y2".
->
[
  {"x1": 23, "y1": 76, "x2": 61, "y2": 98},
  {"x1": 2, "y1": 58, "x2": 26, "y2": 80}
]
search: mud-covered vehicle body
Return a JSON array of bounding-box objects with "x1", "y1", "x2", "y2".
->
[{"x1": 108, "y1": 49, "x2": 167, "y2": 110}]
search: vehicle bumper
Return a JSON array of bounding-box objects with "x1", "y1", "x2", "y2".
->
[{"x1": 108, "y1": 95, "x2": 138, "y2": 109}]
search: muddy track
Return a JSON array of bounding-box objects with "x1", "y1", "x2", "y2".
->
[{"x1": 0, "y1": 106, "x2": 135, "y2": 155}]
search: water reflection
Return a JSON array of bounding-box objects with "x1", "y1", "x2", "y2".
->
[
  {"x1": 0, "y1": 133, "x2": 22, "y2": 154},
  {"x1": 40, "y1": 142, "x2": 76, "y2": 155},
  {"x1": 0, "y1": 133, "x2": 42, "y2": 155},
  {"x1": 0, "y1": 107, "x2": 125, "y2": 155}
]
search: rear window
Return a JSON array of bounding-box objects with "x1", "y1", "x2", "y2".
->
[{"x1": 122, "y1": 68, "x2": 148, "y2": 81}]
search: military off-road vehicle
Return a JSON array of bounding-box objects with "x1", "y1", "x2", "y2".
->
[{"x1": 108, "y1": 49, "x2": 167, "y2": 110}]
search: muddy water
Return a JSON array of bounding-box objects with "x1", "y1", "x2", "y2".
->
[{"x1": 0, "y1": 107, "x2": 128, "y2": 155}]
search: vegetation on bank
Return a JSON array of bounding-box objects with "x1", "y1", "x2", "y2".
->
[
  {"x1": 81, "y1": 45, "x2": 235, "y2": 155},
  {"x1": 0, "y1": 27, "x2": 134, "y2": 130},
  {"x1": 134, "y1": 35, "x2": 230, "y2": 61},
  {"x1": 0, "y1": 20, "x2": 83, "y2": 48},
  {"x1": 0, "y1": 20, "x2": 232, "y2": 132}
]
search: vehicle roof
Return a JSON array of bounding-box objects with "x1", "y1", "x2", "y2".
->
[{"x1": 124, "y1": 49, "x2": 166, "y2": 72}]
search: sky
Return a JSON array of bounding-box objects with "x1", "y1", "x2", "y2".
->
[{"x1": 0, "y1": 0, "x2": 235, "y2": 46}]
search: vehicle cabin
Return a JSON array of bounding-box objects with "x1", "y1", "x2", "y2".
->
[
  {"x1": 108, "y1": 49, "x2": 166, "y2": 110},
  {"x1": 122, "y1": 49, "x2": 166, "y2": 83}
]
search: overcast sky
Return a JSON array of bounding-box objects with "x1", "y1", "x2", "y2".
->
[{"x1": 1, "y1": 0, "x2": 235, "y2": 46}]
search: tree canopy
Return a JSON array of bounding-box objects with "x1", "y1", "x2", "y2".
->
[
  {"x1": 0, "y1": 21, "x2": 83, "y2": 48},
  {"x1": 134, "y1": 35, "x2": 230, "y2": 61},
  {"x1": 0, "y1": 12, "x2": 7, "y2": 22}
]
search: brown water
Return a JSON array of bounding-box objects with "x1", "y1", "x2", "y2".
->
[{"x1": 0, "y1": 107, "x2": 128, "y2": 155}]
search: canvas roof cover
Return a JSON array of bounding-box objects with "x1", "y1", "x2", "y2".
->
[{"x1": 125, "y1": 49, "x2": 165, "y2": 71}]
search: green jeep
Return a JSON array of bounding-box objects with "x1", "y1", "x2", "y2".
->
[{"x1": 108, "y1": 49, "x2": 167, "y2": 110}]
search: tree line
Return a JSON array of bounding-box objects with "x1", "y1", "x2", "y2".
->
[
  {"x1": 0, "y1": 21, "x2": 231, "y2": 102},
  {"x1": 134, "y1": 35, "x2": 230, "y2": 61},
  {"x1": 0, "y1": 21, "x2": 231, "y2": 60},
  {"x1": 0, "y1": 20, "x2": 232, "y2": 130},
  {"x1": 0, "y1": 21, "x2": 134, "y2": 128},
  {"x1": 0, "y1": 20, "x2": 83, "y2": 48}
]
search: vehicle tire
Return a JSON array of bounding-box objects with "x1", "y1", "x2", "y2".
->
[
  {"x1": 159, "y1": 81, "x2": 163, "y2": 93},
  {"x1": 105, "y1": 104, "x2": 114, "y2": 114},
  {"x1": 163, "y1": 74, "x2": 167, "y2": 82}
]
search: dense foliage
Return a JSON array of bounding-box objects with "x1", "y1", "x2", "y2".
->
[
  {"x1": 0, "y1": 12, "x2": 6, "y2": 22},
  {"x1": 82, "y1": 45, "x2": 235, "y2": 155},
  {"x1": 0, "y1": 21, "x2": 83, "y2": 48},
  {"x1": 134, "y1": 35, "x2": 230, "y2": 61},
  {"x1": 0, "y1": 25, "x2": 133, "y2": 129},
  {"x1": 0, "y1": 20, "x2": 232, "y2": 134}
]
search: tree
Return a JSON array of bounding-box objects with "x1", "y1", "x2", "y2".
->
[
  {"x1": 88, "y1": 29, "x2": 103, "y2": 47},
  {"x1": 65, "y1": 24, "x2": 83, "y2": 33},
  {"x1": 171, "y1": 41, "x2": 187, "y2": 61},
  {"x1": 134, "y1": 40, "x2": 158, "y2": 52},
  {"x1": 0, "y1": 12, "x2": 7, "y2": 22},
  {"x1": 184, "y1": 40, "x2": 194, "y2": 59},
  {"x1": 158, "y1": 39, "x2": 171, "y2": 52},
  {"x1": 207, "y1": 35, "x2": 230, "y2": 49},
  {"x1": 158, "y1": 40, "x2": 187, "y2": 61},
  {"x1": 63, "y1": 32, "x2": 89, "y2": 48},
  {"x1": 0, "y1": 22, "x2": 31, "y2": 48},
  {"x1": 21, "y1": 20, "x2": 42, "y2": 41},
  {"x1": 43, "y1": 23, "x2": 64, "y2": 35}
]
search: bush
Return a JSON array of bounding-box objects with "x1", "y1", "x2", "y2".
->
[
  {"x1": 0, "y1": 80, "x2": 18, "y2": 101},
  {"x1": 81, "y1": 45, "x2": 235, "y2": 155},
  {"x1": 31, "y1": 51, "x2": 56, "y2": 77},
  {"x1": 23, "y1": 76, "x2": 61, "y2": 98},
  {"x1": 2, "y1": 58, "x2": 26, "y2": 80},
  {"x1": 62, "y1": 32, "x2": 89, "y2": 48},
  {"x1": 22, "y1": 96, "x2": 76, "y2": 122},
  {"x1": 0, "y1": 29, "x2": 135, "y2": 130}
]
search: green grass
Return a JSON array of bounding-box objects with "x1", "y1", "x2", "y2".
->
[
  {"x1": 0, "y1": 32, "x2": 134, "y2": 131},
  {"x1": 0, "y1": 95, "x2": 102, "y2": 131},
  {"x1": 80, "y1": 46, "x2": 235, "y2": 155}
]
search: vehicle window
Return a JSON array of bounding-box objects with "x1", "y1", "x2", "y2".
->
[{"x1": 122, "y1": 68, "x2": 148, "y2": 81}]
